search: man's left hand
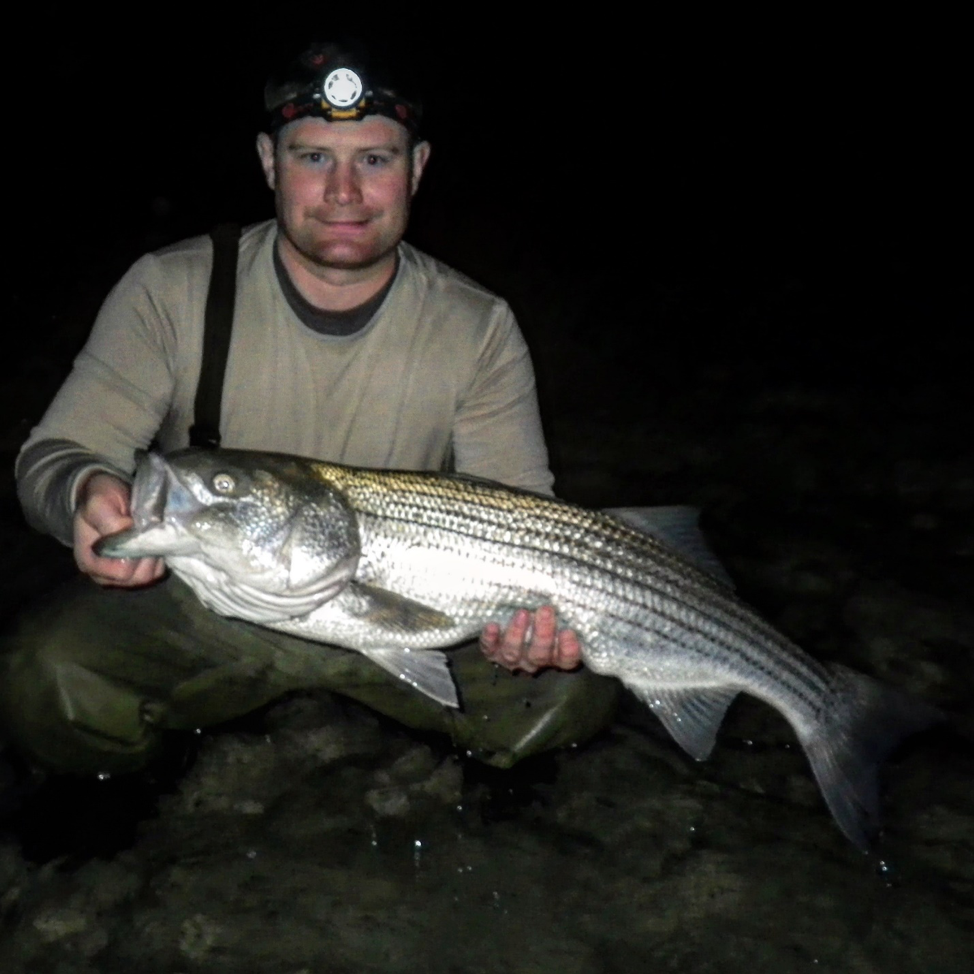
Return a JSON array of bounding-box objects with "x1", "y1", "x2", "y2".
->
[{"x1": 480, "y1": 605, "x2": 582, "y2": 674}]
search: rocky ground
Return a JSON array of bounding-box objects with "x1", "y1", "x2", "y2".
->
[{"x1": 1, "y1": 20, "x2": 970, "y2": 974}]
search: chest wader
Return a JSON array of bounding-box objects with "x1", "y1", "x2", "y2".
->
[{"x1": 0, "y1": 229, "x2": 618, "y2": 777}]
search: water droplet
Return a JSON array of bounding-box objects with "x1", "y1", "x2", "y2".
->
[
  {"x1": 246, "y1": 849, "x2": 257, "y2": 860},
  {"x1": 96, "y1": 772, "x2": 111, "y2": 781}
]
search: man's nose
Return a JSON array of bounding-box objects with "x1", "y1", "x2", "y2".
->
[{"x1": 324, "y1": 162, "x2": 362, "y2": 204}]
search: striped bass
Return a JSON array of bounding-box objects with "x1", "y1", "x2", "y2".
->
[{"x1": 97, "y1": 448, "x2": 942, "y2": 849}]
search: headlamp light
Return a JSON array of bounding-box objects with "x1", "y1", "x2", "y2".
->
[
  {"x1": 265, "y1": 44, "x2": 422, "y2": 137},
  {"x1": 322, "y1": 67, "x2": 364, "y2": 109}
]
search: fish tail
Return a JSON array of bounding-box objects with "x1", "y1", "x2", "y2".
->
[{"x1": 800, "y1": 663, "x2": 944, "y2": 851}]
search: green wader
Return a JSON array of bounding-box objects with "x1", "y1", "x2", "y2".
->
[{"x1": 0, "y1": 574, "x2": 619, "y2": 776}]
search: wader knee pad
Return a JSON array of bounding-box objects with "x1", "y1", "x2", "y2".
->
[{"x1": 0, "y1": 651, "x2": 166, "y2": 776}]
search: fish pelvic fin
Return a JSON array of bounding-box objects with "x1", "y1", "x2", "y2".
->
[
  {"x1": 627, "y1": 683, "x2": 740, "y2": 760},
  {"x1": 359, "y1": 648, "x2": 459, "y2": 709},
  {"x1": 801, "y1": 664, "x2": 945, "y2": 851}
]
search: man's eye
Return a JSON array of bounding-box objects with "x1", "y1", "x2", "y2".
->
[
  {"x1": 300, "y1": 151, "x2": 324, "y2": 163},
  {"x1": 364, "y1": 154, "x2": 388, "y2": 166}
]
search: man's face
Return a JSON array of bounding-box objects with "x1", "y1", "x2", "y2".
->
[{"x1": 257, "y1": 115, "x2": 430, "y2": 275}]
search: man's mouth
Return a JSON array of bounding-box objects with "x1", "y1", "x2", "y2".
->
[{"x1": 311, "y1": 212, "x2": 373, "y2": 228}]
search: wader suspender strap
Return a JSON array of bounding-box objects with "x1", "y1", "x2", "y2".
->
[{"x1": 189, "y1": 222, "x2": 242, "y2": 449}]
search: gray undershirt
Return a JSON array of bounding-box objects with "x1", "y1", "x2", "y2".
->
[{"x1": 273, "y1": 243, "x2": 397, "y2": 336}]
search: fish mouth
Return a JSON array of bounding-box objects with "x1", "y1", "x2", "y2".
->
[{"x1": 95, "y1": 452, "x2": 204, "y2": 558}]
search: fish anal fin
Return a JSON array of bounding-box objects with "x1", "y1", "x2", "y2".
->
[
  {"x1": 360, "y1": 648, "x2": 459, "y2": 709},
  {"x1": 627, "y1": 683, "x2": 739, "y2": 760}
]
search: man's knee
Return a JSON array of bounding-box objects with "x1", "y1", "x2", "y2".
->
[
  {"x1": 0, "y1": 638, "x2": 167, "y2": 776},
  {"x1": 0, "y1": 579, "x2": 181, "y2": 775}
]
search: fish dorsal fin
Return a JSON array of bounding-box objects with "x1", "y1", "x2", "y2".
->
[
  {"x1": 626, "y1": 683, "x2": 740, "y2": 760},
  {"x1": 604, "y1": 506, "x2": 735, "y2": 590},
  {"x1": 359, "y1": 648, "x2": 459, "y2": 709}
]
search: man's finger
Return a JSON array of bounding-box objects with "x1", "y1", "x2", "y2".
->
[
  {"x1": 500, "y1": 608, "x2": 531, "y2": 665},
  {"x1": 555, "y1": 629, "x2": 583, "y2": 670},
  {"x1": 526, "y1": 605, "x2": 558, "y2": 665}
]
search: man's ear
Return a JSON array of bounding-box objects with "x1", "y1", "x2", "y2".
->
[
  {"x1": 410, "y1": 141, "x2": 432, "y2": 196},
  {"x1": 256, "y1": 133, "x2": 276, "y2": 190}
]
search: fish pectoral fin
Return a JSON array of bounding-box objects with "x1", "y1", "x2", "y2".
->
[
  {"x1": 358, "y1": 648, "x2": 459, "y2": 709},
  {"x1": 626, "y1": 683, "x2": 740, "y2": 761},
  {"x1": 349, "y1": 583, "x2": 456, "y2": 635}
]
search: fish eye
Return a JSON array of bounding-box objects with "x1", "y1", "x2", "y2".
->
[{"x1": 212, "y1": 473, "x2": 235, "y2": 494}]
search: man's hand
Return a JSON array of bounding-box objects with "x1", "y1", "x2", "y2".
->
[
  {"x1": 74, "y1": 472, "x2": 165, "y2": 587},
  {"x1": 480, "y1": 605, "x2": 582, "y2": 674}
]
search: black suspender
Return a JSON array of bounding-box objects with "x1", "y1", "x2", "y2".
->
[{"x1": 189, "y1": 223, "x2": 241, "y2": 449}]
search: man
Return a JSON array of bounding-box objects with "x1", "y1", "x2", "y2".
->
[{"x1": 1, "y1": 44, "x2": 617, "y2": 776}]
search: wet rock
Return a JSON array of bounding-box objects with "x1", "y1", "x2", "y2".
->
[
  {"x1": 32, "y1": 908, "x2": 88, "y2": 943},
  {"x1": 366, "y1": 748, "x2": 464, "y2": 818},
  {"x1": 178, "y1": 912, "x2": 222, "y2": 962}
]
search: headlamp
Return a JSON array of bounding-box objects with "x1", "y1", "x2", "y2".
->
[{"x1": 265, "y1": 44, "x2": 422, "y2": 137}]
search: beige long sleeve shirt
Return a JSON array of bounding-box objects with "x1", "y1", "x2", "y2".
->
[{"x1": 17, "y1": 220, "x2": 553, "y2": 545}]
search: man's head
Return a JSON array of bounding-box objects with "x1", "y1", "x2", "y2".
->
[{"x1": 258, "y1": 43, "x2": 430, "y2": 281}]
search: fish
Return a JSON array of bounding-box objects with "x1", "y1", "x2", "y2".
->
[{"x1": 96, "y1": 448, "x2": 943, "y2": 849}]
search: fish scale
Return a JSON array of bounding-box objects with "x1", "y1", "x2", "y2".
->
[
  {"x1": 97, "y1": 448, "x2": 944, "y2": 849},
  {"x1": 338, "y1": 467, "x2": 833, "y2": 710}
]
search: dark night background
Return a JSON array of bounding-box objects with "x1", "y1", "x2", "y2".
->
[
  {"x1": 4, "y1": 13, "x2": 968, "y2": 601},
  {"x1": 0, "y1": 14, "x2": 971, "y2": 974},
  {"x1": 9, "y1": 16, "x2": 969, "y2": 405}
]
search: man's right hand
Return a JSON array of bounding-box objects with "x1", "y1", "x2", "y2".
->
[{"x1": 74, "y1": 472, "x2": 165, "y2": 586}]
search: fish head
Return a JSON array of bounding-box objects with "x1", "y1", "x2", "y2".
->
[{"x1": 96, "y1": 449, "x2": 362, "y2": 604}]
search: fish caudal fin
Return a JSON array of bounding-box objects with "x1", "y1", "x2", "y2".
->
[{"x1": 801, "y1": 664, "x2": 945, "y2": 851}]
